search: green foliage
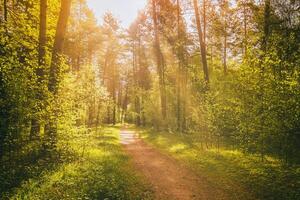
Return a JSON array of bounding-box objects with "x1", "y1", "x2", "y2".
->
[
  {"x1": 2, "y1": 127, "x2": 153, "y2": 200},
  {"x1": 1, "y1": 0, "x2": 300, "y2": 199}
]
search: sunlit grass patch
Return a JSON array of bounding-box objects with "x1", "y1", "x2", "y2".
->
[
  {"x1": 4, "y1": 126, "x2": 153, "y2": 200},
  {"x1": 139, "y1": 128, "x2": 300, "y2": 200},
  {"x1": 169, "y1": 143, "x2": 188, "y2": 153}
]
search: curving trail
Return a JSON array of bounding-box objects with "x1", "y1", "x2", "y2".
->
[{"x1": 120, "y1": 129, "x2": 226, "y2": 200}]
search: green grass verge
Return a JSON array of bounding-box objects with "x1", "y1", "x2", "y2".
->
[
  {"x1": 3, "y1": 126, "x2": 153, "y2": 200},
  {"x1": 139, "y1": 128, "x2": 300, "y2": 200}
]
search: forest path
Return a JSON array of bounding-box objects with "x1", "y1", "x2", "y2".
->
[{"x1": 120, "y1": 128, "x2": 220, "y2": 200}]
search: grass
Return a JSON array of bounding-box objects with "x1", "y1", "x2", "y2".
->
[
  {"x1": 139, "y1": 128, "x2": 300, "y2": 200},
  {"x1": 1, "y1": 126, "x2": 153, "y2": 200}
]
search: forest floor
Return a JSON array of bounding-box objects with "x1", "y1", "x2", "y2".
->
[
  {"x1": 121, "y1": 129, "x2": 207, "y2": 200},
  {"x1": 135, "y1": 127, "x2": 300, "y2": 200},
  {"x1": 2, "y1": 126, "x2": 154, "y2": 200},
  {"x1": 2, "y1": 125, "x2": 299, "y2": 199},
  {"x1": 121, "y1": 127, "x2": 231, "y2": 200}
]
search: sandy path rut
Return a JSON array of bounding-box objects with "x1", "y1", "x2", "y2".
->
[{"x1": 120, "y1": 129, "x2": 212, "y2": 200}]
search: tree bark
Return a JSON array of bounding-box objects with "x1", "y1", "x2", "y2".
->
[
  {"x1": 222, "y1": 1, "x2": 228, "y2": 74},
  {"x1": 177, "y1": 0, "x2": 181, "y2": 132},
  {"x1": 112, "y1": 81, "x2": 116, "y2": 125},
  {"x1": 259, "y1": 0, "x2": 271, "y2": 161},
  {"x1": 152, "y1": 0, "x2": 167, "y2": 120},
  {"x1": 45, "y1": 0, "x2": 71, "y2": 149},
  {"x1": 243, "y1": 0, "x2": 248, "y2": 57},
  {"x1": 224, "y1": 31, "x2": 227, "y2": 73},
  {"x1": 193, "y1": 0, "x2": 209, "y2": 83},
  {"x1": 203, "y1": 0, "x2": 206, "y2": 44},
  {"x1": 48, "y1": 0, "x2": 72, "y2": 94},
  {"x1": 262, "y1": 0, "x2": 271, "y2": 52},
  {"x1": 38, "y1": 0, "x2": 47, "y2": 73},
  {"x1": 30, "y1": 0, "x2": 47, "y2": 139},
  {"x1": 3, "y1": 0, "x2": 8, "y2": 21}
]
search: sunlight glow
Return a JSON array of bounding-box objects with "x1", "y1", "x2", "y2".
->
[
  {"x1": 170, "y1": 144, "x2": 187, "y2": 153},
  {"x1": 86, "y1": 0, "x2": 148, "y2": 27}
]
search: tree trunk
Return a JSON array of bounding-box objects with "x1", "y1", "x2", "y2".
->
[
  {"x1": 176, "y1": 0, "x2": 182, "y2": 132},
  {"x1": 112, "y1": 65, "x2": 116, "y2": 125},
  {"x1": 259, "y1": 0, "x2": 271, "y2": 161},
  {"x1": 243, "y1": 0, "x2": 248, "y2": 57},
  {"x1": 137, "y1": 28, "x2": 142, "y2": 126},
  {"x1": 122, "y1": 85, "x2": 128, "y2": 123},
  {"x1": 48, "y1": 0, "x2": 72, "y2": 94},
  {"x1": 38, "y1": 0, "x2": 47, "y2": 73},
  {"x1": 193, "y1": 0, "x2": 209, "y2": 83},
  {"x1": 152, "y1": 0, "x2": 167, "y2": 120},
  {"x1": 203, "y1": 0, "x2": 206, "y2": 44},
  {"x1": 4, "y1": 0, "x2": 8, "y2": 21},
  {"x1": 224, "y1": 32, "x2": 227, "y2": 74},
  {"x1": 141, "y1": 96, "x2": 146, "y2": 126},
  {"x1": 95, "y1": 102, "x2": 101, "y2": 132},
  {"x1": 45, "y1": 0, "x2": 72, "y2": 148},
  {"x1": 262, "y1": 0, "x2": 271, "y2": 52},
  {"x1": 107, "y1": 106, "x2": 111, "y2": 124},
  {"x1": 132, "y1": 39, "x2": 139, "y2": 126},
  {"x1": 30, "y1": 0, "x2": 47, "y2": 139}
]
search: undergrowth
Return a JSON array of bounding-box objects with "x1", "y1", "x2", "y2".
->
[
  {"x1": 1, "y1": 126, "x2": 153, "y2": 200},
  {"x1": 139, "y1": 128, "x2": 300, "y2": 200}
]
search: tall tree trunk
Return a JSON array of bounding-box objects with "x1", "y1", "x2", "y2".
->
[
  {"x1": 193, "y1": 0, "x2": 209, "y2": 83},
  {"x1": 117, "y1": 81, "x2": 122, "y2": 122},
  {"x1": 135, "y1": 95, "x2": 141, "y2": 126},
  {"x1": 132, "y1": 39, "x2": 139, "y2": 126},
  {"x1": 222, "y1": 0, "x2": 228, "y2": 74},
  {"x1": 45, "y1": 0, "x2": 71, "y2": 148},
  {"x1": 224, "y1": 32, "x2": 227, "y2": 74},
  {"x1": 175, "y1": 0, "x2": 188, "y2": 132},
  {"x1": 137, "y1": 28, "x2": 143, "y2": 126},
  {"x1": 4, "y1": 0, "x2": 8, "y2": 21},
  {"x1": 95, "y1": 102, "x2": 101, "y2": 131},
  {"x1": 262, "y1": 0, "x2": 270, "y2": 52},
  {"x1": 30, "y1": 0, "x2": 47, "y2": 139},
  {"x1": 203, "y1": 0, "x2": 206, "y2": 44},
  {"x1": 38, "y1": 0, "x2": 47, "y2": 70},
  {"x1": 106, "y1": 106, "x2": 111, "y2": 124},
  {"x1": 243, "y1": 0, "x2": 248, "y2": 57},
  {"x1": 152, "y1": 0, "x2": 167, "y2": 119},
  {"x1": 259, "y1": 0, "x2": 271, "y2": 161},
  {"x1": 76, "y1": 0, "x2": 83, "y2": 71},
  {"x1": 122, "y1": 85, "x2": 128, "y2": 123},
  {"x1": 141, "y1": 96, "x2": 146, "y2": 126},
  {"x1": 30, "y1": 0, "x2": 47, "y2": 138},
  {"x1": 113, "y1": 93, "x2": 116, "y2": 125},
  {"x1": 112, "y1": 64, "x2": 116, "y2": 125},
  {"x1": 176, "y1": 0, "x2": 182, "y2": 132},
  {"x1": 48, "y1": 0, "x2": 72, "y2": 94}
]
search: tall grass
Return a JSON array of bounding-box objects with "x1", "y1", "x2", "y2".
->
[
  {"x1": 2, "y1": 127, "x2": 153, "y2": 200},
  {"x1": 139, "y1": 128, "x2": 300, "y2": 200}
]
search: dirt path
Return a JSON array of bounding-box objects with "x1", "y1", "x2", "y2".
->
[{"x1": 120, "y1": 129, "x2": 225, "y2": 200}]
